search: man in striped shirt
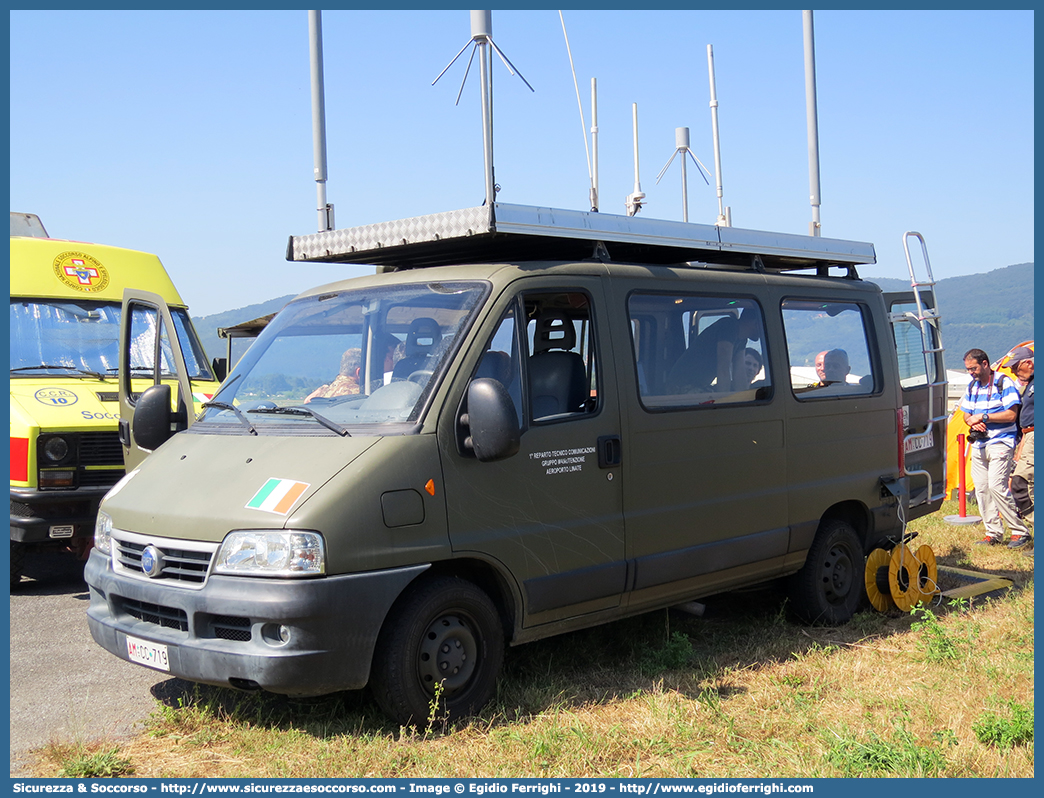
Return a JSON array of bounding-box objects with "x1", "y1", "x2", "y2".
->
[{"x1": 960, "y1": 348, "x2": 1031, "y2": 548}]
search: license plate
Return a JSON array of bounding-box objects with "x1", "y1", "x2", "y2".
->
[
  {"x1": 126, "y1": 635, "x2": 170, "y2": 672},
  {"x1": 48, "y1": 525, "x2": 74, "y2": 539},
  {"x1": 905, "y1": 429, "x2": 935, "y2": 454}
]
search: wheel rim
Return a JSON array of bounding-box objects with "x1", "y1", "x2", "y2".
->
[
  {"x1": 820, "y1": 541, "x2": 855, "y2": 606},
  {"x1": 418, "y1": 613, "x2": 479, "y2": 695}
]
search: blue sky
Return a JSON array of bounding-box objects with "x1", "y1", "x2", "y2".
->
[{"x1": 9, "y1": 8, "x2": 1034, "y2": 318}]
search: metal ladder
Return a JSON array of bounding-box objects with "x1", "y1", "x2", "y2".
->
[{"x1": 896, "y1": 231, "x2": 948, "y2": 506}]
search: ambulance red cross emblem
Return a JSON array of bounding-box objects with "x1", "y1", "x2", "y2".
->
[{"x1": 53, "y1": 251, "x2": 110, "y2": 293}]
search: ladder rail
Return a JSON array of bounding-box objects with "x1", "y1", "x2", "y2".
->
[{"x1": 901, "y1": 231, "x2": 947, "y2": 506}]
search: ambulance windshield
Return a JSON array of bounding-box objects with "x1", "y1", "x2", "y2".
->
[
  {"x1": 200, "y1": 281, "x2": 488, "y2": 433},
  {"x1": 9, "y1": 299, "x2": 213, "y2": 381}
]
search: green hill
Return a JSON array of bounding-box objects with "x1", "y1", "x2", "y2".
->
[{"x1": 867, "y1": 262, "x2": 1033, "y2": 369}]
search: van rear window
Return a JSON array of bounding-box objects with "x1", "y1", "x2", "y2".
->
[
  {"x1": 627, "y1": 293, "x2": 770, "y2": 410},
  {"x1": 781, "y1": 299, "x2": 876, "y2": 398}
]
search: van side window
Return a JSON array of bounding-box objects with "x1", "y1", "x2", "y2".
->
[
  {"x1": 782, "y1": 299, "x2": 876, "y2": 398},
  {"x1": 891, "y1": 301, "x2": 938, "y2": 389},
  {"x1": 627, "y1": 293, "x2": 770, "y2": 409},
  {"x1": 523, "y1": 291, "x2": 598, "y2": 422}
]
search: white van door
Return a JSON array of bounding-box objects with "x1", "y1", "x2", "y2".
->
[{"x1": 118, "y1": 289, "x2": 196, "y2": 471}]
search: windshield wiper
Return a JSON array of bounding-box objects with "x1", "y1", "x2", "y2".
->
[
  {"x1": 201, "y1": 400, "x2": 258, "y2": 435},
  {"x1": 11, "y1": 364, "x2": 107, "y2": 380},
  {"x1": 248, "y1": 405, "x2": 351, "y2": 437}
]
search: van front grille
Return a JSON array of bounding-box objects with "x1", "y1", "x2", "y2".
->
[
  {"x1": 211, "y1": 616, "x2": 252, "y2": 642},
  {"x1": 114, "y1": 537, "x2": 215, "y2": 584},
  {"x1": 119, "y1": 597, "x2": 188, "y2": 632}
]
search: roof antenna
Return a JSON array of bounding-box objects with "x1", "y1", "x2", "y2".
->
[
  {"x1": 655, "y1": 127, "x2": 711, "y2": 223},
  {"x1": 558, "y1": 11, "x2": 597, "y2": 212},
  {"x1": 706, "y1": 44, "x2": 731, "y2": 227},
  {"x1": 308, "y1": 10, "x2": 334, "y2": 232},
  {"x1": 625, "y1": 103, "x2": 645, "y2": 216},
  {"x1": 433, "y1": 10, "x2": 534, "y2": 208},
  {"x1": 803, "y1": 10, "x2": 822, "y2": 236}
]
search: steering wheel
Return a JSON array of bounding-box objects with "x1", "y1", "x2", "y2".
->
[{"x1": 407, "y1": 370, "x2": 433, "y2": 386}]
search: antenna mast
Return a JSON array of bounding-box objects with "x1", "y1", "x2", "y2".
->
[
  {"x1": 655, "y1": 127, "x2": 711, "y2": 223},
  {"x1": 803, "y1": 10, "x2": 822, "y2": 236},
  {"x1": 625, "y1": 103, "x2": 645, "y2": 216},
  {"x1": 433, "y1": 10, "x2": 534, "y2": 207},
  {"x1": 308, "y1": 10, "x2": 333, "y2": 232},
  {"x1": 706, "y1": 44, "x2": 730, "y2": 227}
]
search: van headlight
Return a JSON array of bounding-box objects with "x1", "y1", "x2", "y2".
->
[
  {"x1": 214, "y1": 531, "x2": 325, "y2": 576},
  {"x1": 95, "y1": 511, "x2": 113, "y2": 555}
]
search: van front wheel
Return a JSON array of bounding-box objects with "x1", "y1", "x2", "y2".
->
[
  {"x1": 789, "y1": 519, "x2": 865, "y2": 625},
  {"x1": 370, "y1": 576, "x2": 504, "y2": 727}
]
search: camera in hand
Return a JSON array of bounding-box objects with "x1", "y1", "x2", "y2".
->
[{"x1": 967, "y1": 427, "x2": 988, "y2": 442}]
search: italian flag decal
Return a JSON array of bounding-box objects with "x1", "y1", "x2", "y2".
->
[{"x1": 246, "y1": 478, "x2": 310, "y2": 515}]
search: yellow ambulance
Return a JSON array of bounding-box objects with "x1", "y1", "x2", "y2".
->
[{"x1": 10, "y1": 214, "x2": 221, "y2": 586}]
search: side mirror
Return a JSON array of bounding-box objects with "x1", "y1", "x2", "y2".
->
[
  {"x1": 212, "y1": 356, "x2": 228, "y2": 382},
  {"x1": 464, "y1": 378, "x2": 520, "y2": 462},
  {"x1": 133, "y1": 384, "x2": 174, "y2": 451}
]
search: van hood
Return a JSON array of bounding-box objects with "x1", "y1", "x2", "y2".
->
[
  {"x1": 100, "y1": 431, "x2": 380, "y2": 543},
  {"x1": 10, "y1": 377, "x2": 122, "y2": 428}
]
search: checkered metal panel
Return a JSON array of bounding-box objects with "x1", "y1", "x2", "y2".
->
[{"x1": 290, "y1": 206, "x2": 493, "y2": 263}]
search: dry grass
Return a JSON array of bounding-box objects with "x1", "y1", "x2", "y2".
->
[{"x1": 31, "y1": 500, "x2": 1033, "y2": 778}]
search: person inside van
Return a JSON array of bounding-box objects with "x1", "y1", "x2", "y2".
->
[
  {"x1": 819, "y1": 348, "x2": 851, "y2": 386},
  {"x1": 814, "y1": 350, "x2": 829, "y2": 383},
  {"x1": 305, "y1": 347, "x2": 362, "y2": 402},
  {"x1": 668, "y1": 307, "x2": 762, "y2": 394},
  {"x1": 743, "y1": 347, "x2": 764, "y2": 384}
]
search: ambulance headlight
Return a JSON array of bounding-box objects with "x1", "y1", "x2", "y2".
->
[
  {"x1": 95, "y1": 511, "x2": 113, "y2": 555},
  {"x1": 215, "y1": 531, "x2": 325, "y2": 576}
]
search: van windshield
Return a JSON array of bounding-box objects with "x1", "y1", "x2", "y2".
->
[
  {"x1": 9, "y1": 299, "x2": 213, "y2": 381},
  {"x1": 200, "y1": 281, "x2": 487, "y2": 433}
]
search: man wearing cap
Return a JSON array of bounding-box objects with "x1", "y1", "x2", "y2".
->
[
  {"x1": 1009, "y1": 346, "x2": 1034, "y2": 540},
  {"x1": 960, "y1": 348, "x2": 1031, "y2": 549}
]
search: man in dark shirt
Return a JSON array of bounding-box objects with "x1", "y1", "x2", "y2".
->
[
  {"x1": 1009, "y1": 347, "x2": 1034, "y2": 536},
  {"x1": 667, "y1": 309, "x2": 762, "y2": 393}
]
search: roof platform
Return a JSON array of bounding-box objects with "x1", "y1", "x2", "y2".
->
[{"x1": 286, "y1": 203, "x2": 876, "y2": 276}]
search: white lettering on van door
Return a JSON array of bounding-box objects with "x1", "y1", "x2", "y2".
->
[{"x1": 529, "y1": 447, "x2": 596, "y2": 476}]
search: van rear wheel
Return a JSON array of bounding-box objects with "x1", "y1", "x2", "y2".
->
[
  {"x1": 790, "y1": 519, "x2": 865, "y2": 624},
  {"x1": 370, "y1": 576, "x2": 503, "y2": 727}
]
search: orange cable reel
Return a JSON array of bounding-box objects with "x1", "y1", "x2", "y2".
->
[
  {"x1": 888, "y1": 544, "x2": 923, "y2": 612},
  {"x1": 864, "y1": 547, "x2": 896, "y2": 613}
]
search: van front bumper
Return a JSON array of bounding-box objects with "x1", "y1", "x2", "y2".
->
[{"x1": 84, "y1": 550, "x2": 428, "y2": 696}]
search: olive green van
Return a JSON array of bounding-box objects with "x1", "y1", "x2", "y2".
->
[{"x1": 85, "y1": 204, "x2": 945, "y2": 725}]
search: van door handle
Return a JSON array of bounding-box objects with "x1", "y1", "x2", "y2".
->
[{"x1": 598, "y1": 435, "x2": 622, "y2": 468}]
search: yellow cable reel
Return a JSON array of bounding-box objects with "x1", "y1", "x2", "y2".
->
[
  {"x1": 914, "y1": 543, "x2": 940, "y2": 603},
  {"x1": 888, "y1": 544, "x2": 922, "y2": 612},
  {"x1": 864, "y1": 547, "x2": 896, "y2": 612}
]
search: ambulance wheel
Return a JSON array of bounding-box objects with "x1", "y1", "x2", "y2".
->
[
  {"x1": 370, "y1": 576, "x2": 503, "y2": 728},
  {"x1": 11, "y1": 541, "x2": 25, "y2": 588},
  {"x1": 789, "y1": 519, "x2": 865, "y2": 625}
]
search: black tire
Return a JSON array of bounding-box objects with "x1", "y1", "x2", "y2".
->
[
  {"x1": 370, "y1": 576, "x2": 504, "y2": 727},
  {"x1": 10, "y1": 541, "x2": 25, "y2": 589},
  {"x1": 789, "y1": 519, "x2": 865, "y2": 625}
]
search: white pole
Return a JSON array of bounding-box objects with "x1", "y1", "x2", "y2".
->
[
  {"x1": 473, "y1": 10, "x2": 496, "y2": 207},
  {"x1": 308, "y1": 10, "x2": 333, "y2": 232},
  {"x1": 677, "y1": 127, "x2": 689, "y2": 222},
  {"x1": 803, "y1": 10, "x2": 822, "y2": 236},
  {"x1": 590, "y1": 78, "x2": 599, "y2": 212},
  {"x1": 707, "y1": 44, "x2": 727, "y2": 227}
]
